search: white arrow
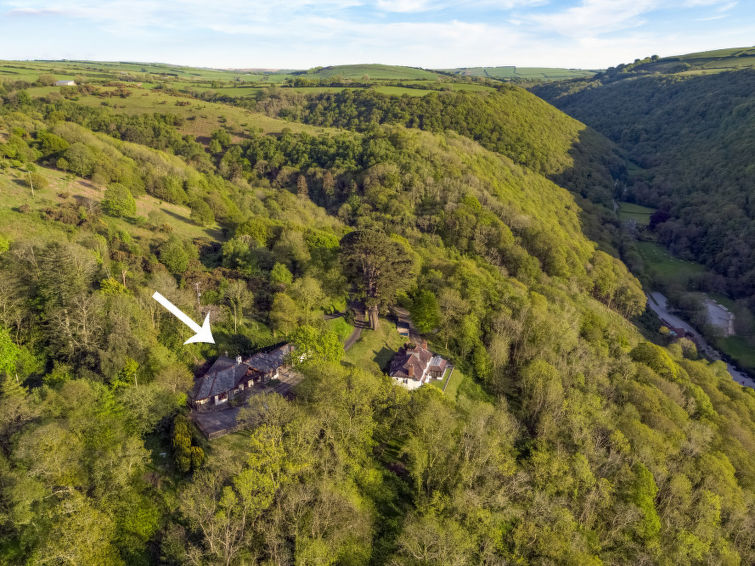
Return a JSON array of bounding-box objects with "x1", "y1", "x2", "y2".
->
[{"x1": 152, "y1": 291, "x2": 215, "y2": 345}]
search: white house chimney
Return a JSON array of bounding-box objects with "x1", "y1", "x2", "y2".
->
[{"x1": 236, "y1": 355, "x2": 242, "y2": 365}]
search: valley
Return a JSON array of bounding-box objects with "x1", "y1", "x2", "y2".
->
[{"x1": 0, "y1": 52, "x2": 753, "y2": 566}]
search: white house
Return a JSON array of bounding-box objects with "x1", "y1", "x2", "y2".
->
[
  {"x1": 55, "y1": 80, "x2": 76, "y2": 86},
  {"x1": 388, "y1": 341, "x2": 448, "y2": 390}
]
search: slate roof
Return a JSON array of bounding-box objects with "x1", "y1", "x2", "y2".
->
[
  {"x1": 193, "y1": 356, "x2": 250, "y2": 401},
  {"x1": 193, "y1": 344, "x2": 294, "y2": 402},
  {"x1": 245, "y1": 343, "x2": 294, "y2": 374},
  {"x1": 389, "y1": 342, "x2": 435, "y2": 381}
]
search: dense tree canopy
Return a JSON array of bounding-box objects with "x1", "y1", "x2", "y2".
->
[
  {"x1": 0, "y1": 68, "x2": 751, "y2": 566},
  {"x1": 534, "y1": 68, "x2": 755, "y2": 304}
]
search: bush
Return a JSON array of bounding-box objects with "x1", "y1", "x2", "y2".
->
[
  {"x1": 160, "y1": 237, "x2": 191, "y2": 274},
  {"x1": 102, "y1": 183, "x2": 137, "y2": 218},
  {"x1": 189, "y1": 199, "x2": 214, "y2": 226},
  {"x1": 28, "y1": 172, "x2": 49, "y2": 191}
]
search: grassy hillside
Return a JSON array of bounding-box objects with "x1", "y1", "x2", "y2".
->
[
  {"x1": 0, "y1": 161, "x2": 221, "y2": 243},
  {"x1": 299, "y1": 64, "x2": 439, "y2": 80},
  {"x1": 622, "y1": 46, "x2": 755, "y2": 75},
  {"x1": 441, "y1": 66, "x2": 596, "y2": 81}
]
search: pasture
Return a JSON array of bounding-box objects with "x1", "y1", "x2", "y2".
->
[
  {"x1": 25, "y1": 86, "x2": 340, "y2": 140},
  {"x1": 304, "y1": 64, "x2": 439, "y2": 81},
  {"x1": 636, "y1": 241, "x2": 705, "y2": 288},
  {"x1": 442, "y1": 66, "x2": 596, "y2": 81},
  {"x1": 618, "y1": 201, "x2": 655, "y2": 226}
]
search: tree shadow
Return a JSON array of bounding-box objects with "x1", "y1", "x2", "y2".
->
[
  {"x1": 161, "y1": 207, "x2": 195, "y2": 226},
  {"x1": 374, "y1": 346, "x2": 394, "y2": 372},
  {"x1": 160, "y1": 207, "x2": 224, "y2": 240},
  {"x1": 546, "y1": 126, "x2": 627, "y2": 253}
]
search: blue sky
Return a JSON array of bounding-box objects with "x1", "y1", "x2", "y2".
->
[{"x1": 0, "y1": 1, "x2": 752, "y2": 69}]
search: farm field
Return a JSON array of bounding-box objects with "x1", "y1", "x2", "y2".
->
[
  {"x1": 372, "y1": 86, "x2": 430, "y2": 97},
  {"x1": 442, "y1": 66, "x2": 596, "y2": 81},
  {"x1": 636, "y1": 241, "x2": 705, "y2": 288},
  {"x1": 618, "y1": 201, "x2": 655, "y2": 226},
  {"x1": 303, "y1": 64, "x2": 440, "y2": 80},
  {"x1": 717, "y1": 336, "x2": 755, "y2": 373}
]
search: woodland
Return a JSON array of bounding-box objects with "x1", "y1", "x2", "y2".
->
[{"x1": 0, "y1": 61, "x2": 753, "y2": 565}]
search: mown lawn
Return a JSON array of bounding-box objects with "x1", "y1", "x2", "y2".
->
[
  {"x1": 442, "y1": 367, "x2": 465, "y2": 400},
  {"x1": 342, "y1": 319, "x2": 405, "y2": 375},
  {"x1": 428, "y1": 365, "x2": 465, "y2": 400}
]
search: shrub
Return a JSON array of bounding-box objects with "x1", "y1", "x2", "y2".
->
[
  {"x1": 28, "y1": 172, "x2": 49, "y2": 191},
  {"x1": 102, "y1": 183, "x2": 137, "y2": 218},
  {"x1": 189, "y1": 199, "x2": 214, "y2": 226},
  {"x1": 160, "y1": 237, "x2": 190, "y2": 274}
]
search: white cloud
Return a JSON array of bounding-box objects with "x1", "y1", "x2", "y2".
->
[
  {"x1": 375, "y1": 0, "x2": 437, "y2": 12},
  {"x1": 0, "y1": 0, "x2": 753, "y2": 69},
  {"x1": 374, "y1": 0, "x2": 545, "y2": 11},
  {"x1": 529, "y1": 0, "x2": 660, "y2": 37}
]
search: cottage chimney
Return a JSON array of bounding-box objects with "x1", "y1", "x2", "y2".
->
[
  {"x1": 408, "y1": 364, "x2": 415, "y2": 378},
  {"x1": 236, "y1": 355, "x2": 242, "y2": 365},
  {"x1": 421, "y1": 340, "x2": 428, "y2": 350}
]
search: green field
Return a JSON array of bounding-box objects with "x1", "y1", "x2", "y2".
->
[
  {"x1": 622, "y1": 47, "x2": 755, "y2": 76},
  {"x1": 636, "y1": 241, "x2": 705, "y2": 287},
  {"x1": 0, "y1": 59, "x2": 266, "y2": 84},
  {"x1": 442, "y1": 66, "x2": 596, "y2": 81},
  {"x1": 618, "y1": 201, "x2": 656, "y2": 226},
  {"x1": 372, "y1": 86, "x2": 431, "y2": 97},
  {"x1": 717, "y1": 336, "x2": 755, "y2": 373},
  {"x1": 303, "y1": 64, "x2": 439, "y2": 81}
]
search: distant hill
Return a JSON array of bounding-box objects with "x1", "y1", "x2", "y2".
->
[
  {"x1": 295, "y1": 64, "x2": 440, "y2": 81},
  {"x1": 613, "y1": 46, "x2": 755, "y2": 76},
  {"x1": 440, "y1": 66, "x2": 596, "y2": 81}
]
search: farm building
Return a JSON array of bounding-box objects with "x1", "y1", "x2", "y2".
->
[
  {"x1": 55, "y1": 80, "x2": 76, "y2": 86},
  {"x1": 192, "y1": 343, "x2": 293, "y2": 409},
  {"x1": 388, "y1": 341, "x2": 447, "y2": 390}
]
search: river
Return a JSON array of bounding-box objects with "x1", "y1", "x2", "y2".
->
[{"x1": 645, "y1": 292, "x2": 755, "y2": 389}]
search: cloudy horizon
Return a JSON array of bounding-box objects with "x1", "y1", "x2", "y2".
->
[{"x1": 0, "y1": 0, "x2": 753, "y2": 70}]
